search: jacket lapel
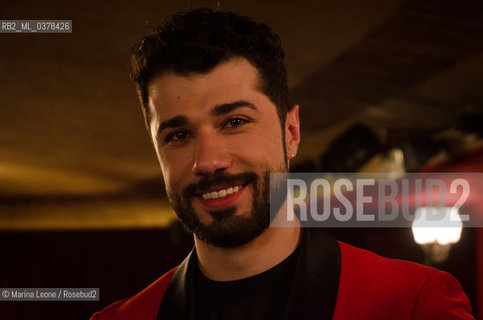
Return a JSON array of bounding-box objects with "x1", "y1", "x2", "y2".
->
[
  {"x1": 157, "y1": 249, "x2": 196, "y2": 320},
  {"x1": 284, "y1": 229, "x2": 341, "y2": 320}
]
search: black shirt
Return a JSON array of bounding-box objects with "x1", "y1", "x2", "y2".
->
[{"x1": 194, "y1": 247, "x2": 299, "y2": 320}]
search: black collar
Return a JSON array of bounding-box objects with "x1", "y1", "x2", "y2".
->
[{"x1": 157, "y1": 228, "x2": 340, "y2": 320}]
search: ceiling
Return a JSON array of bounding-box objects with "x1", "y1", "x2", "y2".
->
[{"x1": 0, "y1": 0, "x2": 482, "y2": 228}]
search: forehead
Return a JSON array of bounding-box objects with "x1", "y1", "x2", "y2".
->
[{"x1": 147, "y1": 58, "x2": 264, "y2": 118}]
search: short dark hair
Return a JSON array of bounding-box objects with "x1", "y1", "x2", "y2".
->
[{"x1": 129, "y1": 8, "x2": 290, "y2": 129}]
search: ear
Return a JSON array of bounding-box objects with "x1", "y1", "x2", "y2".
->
[{"x1": 285, "y1": 105, "x2": 301, "y2": 161}]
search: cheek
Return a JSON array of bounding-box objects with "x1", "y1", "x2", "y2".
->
[
  {"x1": 262, "y1": 122, "x2": 285, "y2": 153},
  {"x1": 156, "y1": 148, "x2": 192, "y2": 192},
  {"x1": 237, "y1": 123, "x2": 285, "y2": 167}
]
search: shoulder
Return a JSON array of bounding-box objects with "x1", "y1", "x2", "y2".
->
[
  {"x1": 333, "y1": 242, "x2": 474, "y2": 319},
  {"x1": 338, "y1": 241, "x2": 436, "y2": 283},
  {"x1": 90, "y1": 267, "x2": 177, "y2": 320}
]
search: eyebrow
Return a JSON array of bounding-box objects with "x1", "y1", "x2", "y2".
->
[
  {"x1": 212, "y1": 100, "x2": 258, "y2": 116},
  {"x1": 156, "y1": 100, "x2": 258, "y2": 138},
  {"x1": 157, "y1": 115, "x2": 188, "y2": 137}
]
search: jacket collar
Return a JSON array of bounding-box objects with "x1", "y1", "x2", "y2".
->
[
  {"x1": 157, "y1": 248, "x2": 196, "y2": 319},
  {"x1": 285, "y1": 228, "x2": 340, "y2": 319},
  {"x1": 157, "y1": 228, "x2": 340, "y2": 320}
]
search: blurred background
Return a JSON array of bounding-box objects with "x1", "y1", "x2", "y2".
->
[{"x1": 0, "y1": 0, "x2": 482, "y2": 318}]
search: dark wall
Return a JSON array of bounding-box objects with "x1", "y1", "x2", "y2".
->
[{"x1": 0, "y1": 229, "x2": 193, "y2": 320}]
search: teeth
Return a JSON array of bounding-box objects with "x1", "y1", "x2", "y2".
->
[{"x1": 201, "y1": 185, "x2": 242, "y2": 200}]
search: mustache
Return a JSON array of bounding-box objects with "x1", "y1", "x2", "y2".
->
[{"x1": 182, "y1": 172, "x2": 258, "y2": 197}]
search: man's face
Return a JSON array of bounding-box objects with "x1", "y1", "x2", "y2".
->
[{"x1": 147, "y1": 58, "x2": 299, "y2": 247}]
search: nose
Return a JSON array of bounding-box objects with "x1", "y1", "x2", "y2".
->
[{"x1": 192, "y1": 130, "x2": 231, "y2": 175}]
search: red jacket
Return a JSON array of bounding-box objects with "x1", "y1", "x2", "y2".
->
[{"x1": 91, "y1": 231, "x2": 474, "y2": 320}]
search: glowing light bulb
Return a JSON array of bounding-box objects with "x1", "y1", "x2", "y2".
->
[{"x1": 411, "y1": 207, "x2": 462, "y2": 245}]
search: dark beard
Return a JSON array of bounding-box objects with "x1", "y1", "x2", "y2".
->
[{"x1": 167, "y1": 171, "x2": 272, "y2": 248}]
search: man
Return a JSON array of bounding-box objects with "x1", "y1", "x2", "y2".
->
[{"x1": 92, "y1": 8, "x2": 474, "y2": 319}]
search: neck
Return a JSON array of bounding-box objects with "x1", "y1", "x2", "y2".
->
[{"x1": 195, "y1": 206, "x2": 300, "y2": 281}]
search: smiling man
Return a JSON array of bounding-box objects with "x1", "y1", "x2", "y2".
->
[
  {"x1": 148, "y1": 58, "x2": 299, "y2": 254},
  {"x1": 91, "y1": 8, "x2": 474, "y2": 320}
]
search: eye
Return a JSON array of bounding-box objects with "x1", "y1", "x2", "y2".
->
[
  {"x1": 223, "y1": 117, "x2": 250, "y2": 129},
  {"x1": 165, "y1": 130, "x2": 191, "y2": 144}
]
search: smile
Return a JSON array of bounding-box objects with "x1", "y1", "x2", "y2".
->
[
  {"x1": 196, "y1": 182, "x2": 249, "y2": 209},
  {"x1": 201, "y1": 185, "x2": 242, "y2": 200}
]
